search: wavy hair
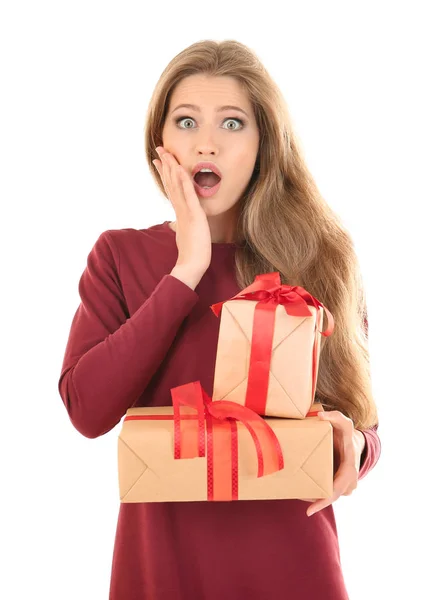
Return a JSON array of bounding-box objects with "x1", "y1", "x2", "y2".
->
[{"x1": 144, "y1": 39, "x2": 378, "y2": 430}]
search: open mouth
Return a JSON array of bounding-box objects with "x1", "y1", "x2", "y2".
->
[{"x1": 193, "y1": 171, "x2": 221, "y2": 189}]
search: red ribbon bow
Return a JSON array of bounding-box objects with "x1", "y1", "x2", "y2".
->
[
  {"x1": 124, "y1": 381, "x2": 286, "y2": 501},
  {"x1": 171, "y1": 381, "x2": 285, "y2": 500},
  {"x1": 210, "y1": 272, "x2": 335, "y2": 415}
]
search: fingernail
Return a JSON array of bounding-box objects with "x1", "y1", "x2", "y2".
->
[{"x1": 307, "y1": 510, "x2": 314, "y2": 517}]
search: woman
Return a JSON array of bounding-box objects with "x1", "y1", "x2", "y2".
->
[{"x1": 58, "y1": 40, "x2": 381, "y2": 599}]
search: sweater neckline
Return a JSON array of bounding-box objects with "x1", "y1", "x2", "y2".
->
[{"x1": 162, "y1": 221, "x2": 238, "y2": 249}]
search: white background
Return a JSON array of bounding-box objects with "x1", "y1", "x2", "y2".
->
[{"x1": 1, "y1": 1, "x2": 436, "y2": 598}]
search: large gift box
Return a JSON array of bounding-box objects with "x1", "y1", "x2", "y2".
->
[
  {"x1": 210, "y1": 272, "x2": 334, "y2": 419},
  {"x1": 118, "y1": 380, "x2": 333, "y2": 503}
]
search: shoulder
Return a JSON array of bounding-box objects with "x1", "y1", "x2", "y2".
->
[
  {"x1": 96, "y1": 223, "x2": 174, "y2": 269},
  {"x1": 104, "y1": 223, "x2": 170, "y2": 247}
]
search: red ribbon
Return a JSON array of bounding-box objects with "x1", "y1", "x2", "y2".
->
[
  {"x1": 124, "y1": 380, "x2": 285, "y2": 501},
  {"x1": 210, "y1": 272, "x2": 335, "y2": 415}
]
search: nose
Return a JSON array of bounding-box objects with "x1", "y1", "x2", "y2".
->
[
  {"x1": 194, "y1": 126, "x2": 220, "y2": 156},
  {"x1": 196, "y1": 146, "x2": 217, "y2": 157}
]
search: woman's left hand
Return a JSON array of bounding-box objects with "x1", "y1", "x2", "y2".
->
[{"x1": 304, "y1": 410, "x2": 366, "y2": 517}]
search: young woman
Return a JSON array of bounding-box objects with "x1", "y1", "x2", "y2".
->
[{"x1": 58, "y1": 40, "x2": 381, "y2": 600}]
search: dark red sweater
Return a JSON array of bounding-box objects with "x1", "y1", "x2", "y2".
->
[{"x1": 58, "y1": 221, "x2": 381, "y2": 600}]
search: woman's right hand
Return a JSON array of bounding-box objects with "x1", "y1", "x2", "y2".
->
[{"x1": 153, "y1": 147, "x2": 212, "y2": 275}]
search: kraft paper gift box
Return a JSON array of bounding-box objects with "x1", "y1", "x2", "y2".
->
[
  {"x1": 209, "y1": 271, "x2": 335, "y2": 420},
  {"x1": 118, "y1": 380, "x2": 333, "y2": 503}
]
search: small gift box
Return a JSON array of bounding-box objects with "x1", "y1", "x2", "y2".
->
[
  {"x1": 118, "y1": 380, "x2": 333, "y2": 503},
  {"x1": 210, "y1": 272, "x2": 334, "y2": 419}
]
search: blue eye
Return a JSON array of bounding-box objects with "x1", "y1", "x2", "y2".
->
[{"x1": 174, "y1": 116, "x2": 245, "y2": 130}]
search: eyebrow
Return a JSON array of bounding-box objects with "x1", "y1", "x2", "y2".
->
[{"x1": 170, "y1": 103, "x2": 250, "y2": 118}]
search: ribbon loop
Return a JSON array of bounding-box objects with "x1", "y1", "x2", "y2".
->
[
  {"x1": 170, "y1": 381, "x2": 284, "y2": 496},
  {"x1": 211, "y1": 272, "x2": 334, "y2": 337}
]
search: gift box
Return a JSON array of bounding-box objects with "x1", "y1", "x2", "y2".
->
[
  {"x1": 118, "y1": 380, "x2": 333, "y2": 503},
  {"x1": 210, "y1": 272, "x2": 334, "y2": 419}
]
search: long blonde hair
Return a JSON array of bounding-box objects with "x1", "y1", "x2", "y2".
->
[{"x1": 144, "y1": 39, "x2": 378, "y2": 430}]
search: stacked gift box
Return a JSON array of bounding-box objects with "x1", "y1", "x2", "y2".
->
[{"x1": 118, "y1": 272, "x2": 335, "y2": 503}]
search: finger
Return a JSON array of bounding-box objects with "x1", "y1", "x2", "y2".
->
[
  {"x1": 320, "y1": 415, "x2": 356, "y2": 464},
  {"x1": 162, "y1": 153, "x2": 187, "y2": 213},
  {"x1": 307, "y1": 490, "x2": 339, "y2": 516},
  {"x1": 163, "y1": 153, "x2": 201, "y2": 217},
  {"x1": 153, "y1": 157, "x2": 169, "y2": 196},
  {"x1": 161, "y1": 154, "x2": 172, "y2": 198},
  {"x1": 178, "y1": 165, "x2": 202, "y2": 212},
  {"x1": 307, "y1": 501, "x2": 331, "y2": 516},
  {"x1": 307, "y1": 461, "x2": 356, "y2": 516},
  {"x1": 152, "y1": 160, "x2": 163, "y2": 180},
  {"x1": 306, "y1": 469, "x2": 346, "y2": 516},
  {"x1": 319, "y1": 411, "x2": 354, "y2": 436},
  {"x1": 306, "y1": 477, "x2": 345, "y2": 515}
]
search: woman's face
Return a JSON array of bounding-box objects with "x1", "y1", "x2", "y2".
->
[{"x1": 161, "y1": 74, "x2": 260, "y2": 219}]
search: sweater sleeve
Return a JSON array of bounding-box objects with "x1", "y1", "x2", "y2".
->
[
  {"x1": 57, "y1": 230, "x2": 199, "y2": 439},
  {"x1": 357, "y1": 424, "x2": 381, "y2": 480}
]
